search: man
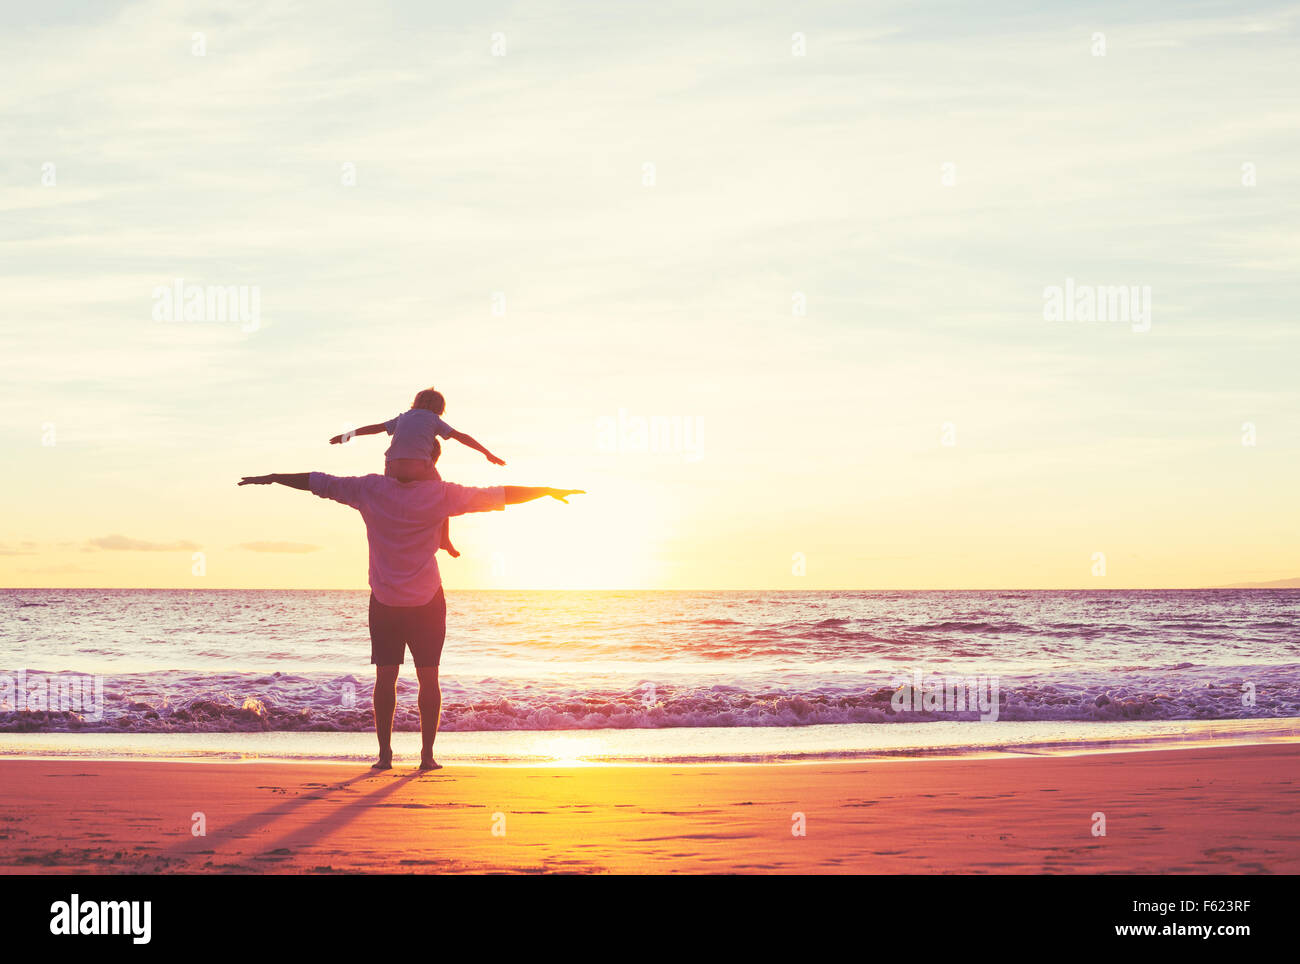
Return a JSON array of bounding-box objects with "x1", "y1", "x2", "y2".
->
[{"x1": 238, "y1": 471, "x2": 583, "y2": 770}]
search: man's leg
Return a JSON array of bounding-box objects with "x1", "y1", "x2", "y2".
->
[
  {"x1": 372, "y1": 664, "x2": 400, "y2": 769},
  {"x1": 415, "y1": 665, "x2": 442, "y2": 770}
]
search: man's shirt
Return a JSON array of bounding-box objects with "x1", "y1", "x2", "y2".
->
[{"x1": 309, "y1": 472, "x2": 504, "y2": 606}]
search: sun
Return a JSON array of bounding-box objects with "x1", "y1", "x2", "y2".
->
[{"x1": 467, "y1": 475, "x2": 670, "y2": 589}]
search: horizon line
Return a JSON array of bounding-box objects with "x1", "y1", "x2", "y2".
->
[{"x1": 5, "y1": 585, "x2": 1299, "y2": 593}]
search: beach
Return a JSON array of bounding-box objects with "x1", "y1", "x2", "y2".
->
[
  {"x1": 6, "y1": 593, "x2": 1297, "y2": 874},
  {"x1": 3, "y1": 742, "x2": 1297, "y2": 874}
]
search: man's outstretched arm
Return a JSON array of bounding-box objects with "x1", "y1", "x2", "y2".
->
[
  {"x1": 238, "y1": 473, "x2": 311, "y2": 490},
  {"x1": 504, "y1": 486, "x2": 584, "y2": 505},
  {"x1": 238, "y1": 476, "x2": 583, "y2": 503}
]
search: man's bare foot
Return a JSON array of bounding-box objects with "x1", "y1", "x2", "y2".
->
[
  {"x1": 419, "y1": 757, "x2": 443, "y2": 771},
  {"x1": 371, "y1": 754, "x2": 393, "y2": 770},
  {"x1": 440, "y1": 543, "x2": 460, "y2": 558}
]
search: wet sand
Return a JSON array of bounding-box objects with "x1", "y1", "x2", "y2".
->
[{"x1": 1, "y1": 743, "x2": 1297, "y2": 873}]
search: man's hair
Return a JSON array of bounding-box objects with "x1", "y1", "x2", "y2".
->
[{"x1": 412, "y1": 388, "x2": 446, "y2": 414}]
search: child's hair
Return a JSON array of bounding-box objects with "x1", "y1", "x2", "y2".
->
[{"x1": 412, "y1": 388, "x2": 446, "y2": 415}]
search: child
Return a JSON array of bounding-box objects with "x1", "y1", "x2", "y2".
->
[{"x1": 330, "y1": 388, "x2": 506, "y2": 557}]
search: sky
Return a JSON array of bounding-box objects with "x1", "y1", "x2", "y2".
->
[{"x1": 1, "y1": 0, "x2": 1297, "y2": 590}]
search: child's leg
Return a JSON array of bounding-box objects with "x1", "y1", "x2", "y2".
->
[
  {"x1": 428, "y1": 465, "x2": 460, "y2": 557},
  {"x1": 439, "y1": 519, "x2": 458, "y2": 557}
]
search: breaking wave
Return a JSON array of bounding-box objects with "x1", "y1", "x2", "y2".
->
[{"x1": 2, "y1": 665, "x2": 1296, "y2": 734}]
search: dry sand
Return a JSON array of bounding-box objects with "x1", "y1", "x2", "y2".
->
[{"x1": 2, "y1": 743, "x2": 1297, "y2": 874}]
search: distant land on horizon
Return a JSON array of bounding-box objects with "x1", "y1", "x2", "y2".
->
[{"x1": 1212, "y1": 577, "x2": 1300, "y2": 589}]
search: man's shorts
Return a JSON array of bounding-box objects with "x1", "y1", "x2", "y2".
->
[{"x1": 368, "y1": 589, "x2": 446, "y2": 667}]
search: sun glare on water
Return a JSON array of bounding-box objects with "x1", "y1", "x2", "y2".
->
[{"x1": 531, "y1": 735, "x2": 606, "y2": 766}]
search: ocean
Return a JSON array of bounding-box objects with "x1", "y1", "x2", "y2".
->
[{"x1": 2, "y1": 589, "x2": 1297, "y2": 764}]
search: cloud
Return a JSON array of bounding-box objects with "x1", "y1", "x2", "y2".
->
[
  {"x1": 236, "y1": 541, "x2": 322, "y2": 554},
  {"x1": 0, "y1": 543, "x2": 36, "y2": 556},
  {"x1": 87, "y1": 534, "x2": 200, "y2": 552}
]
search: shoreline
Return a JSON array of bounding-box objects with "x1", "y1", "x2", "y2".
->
[
  {"x1": 4, "y1": 742, "x2": 1298, "y2": 873},
  {"x1": 2, "y1": 736, "x2": 1297, "y2": 768},
  {"x1": 2, "y1": 717, "x2": 1296, "y2": 767}
]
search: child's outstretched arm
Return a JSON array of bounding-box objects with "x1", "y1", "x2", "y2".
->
[
  {"x1": 448, "y1": 430, "x2": 506, "y2": 466},
  {"x1": 329, "y1": 423, "x2": 387, "y2": 445}
]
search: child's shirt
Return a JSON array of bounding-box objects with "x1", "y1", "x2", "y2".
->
[{"x1": 384, "y1": 409, "x2": 456, "y2": 461}]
